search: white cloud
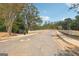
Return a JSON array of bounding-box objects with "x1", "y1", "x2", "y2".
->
[
  {"x1": 65, "y1": 3, "x2": 72, "y2": 7},
  {"x1": 56, "y1": 17, "x2": 68, "y2": 22},
  {"x1": 40, "y1": 16, "x2": 50, "y2": 21},
  {"x1": 61, "y1": 17, "x2": 67, "y2": 20}
]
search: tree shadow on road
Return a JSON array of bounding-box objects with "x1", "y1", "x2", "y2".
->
[{"x1": 55, "y1": 47, "x2": 79, "y2": 56}]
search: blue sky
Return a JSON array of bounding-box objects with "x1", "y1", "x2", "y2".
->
[{"x1": 34, "y1": 3, "x2": 77, "y2": 22}]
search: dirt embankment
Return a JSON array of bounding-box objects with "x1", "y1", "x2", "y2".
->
[{"x1": 0, "y1": 32, "x2": 18, "y2": 40}]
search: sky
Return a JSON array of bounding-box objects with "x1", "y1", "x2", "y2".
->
[{"x1": 34, "y1": 3, "x2": 78, "y2": 23}]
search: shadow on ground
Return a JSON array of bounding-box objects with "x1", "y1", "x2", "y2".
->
[{"x1": 55, "y1": 47, "x2": 79, "y2": 56}]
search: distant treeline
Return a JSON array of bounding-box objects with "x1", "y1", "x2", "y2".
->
[{"x1": 55, "y1": 15, "x2": 79, "y2": 30}]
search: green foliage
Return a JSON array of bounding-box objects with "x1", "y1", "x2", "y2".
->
[
  {"x1": 12, "y1": 14, "x2": 25, "y2": 33},
  {"x1": 0, "y1": 3, "x2": 42, "y2": 34},
  {"x1": 69, "y1": 20, "x2": 77, "y2": 30},
  {"x1": 41, "y1": 21, "x2": 57, "y2": 29},
  {"x1": 69, "y1": 4, "x2": 79, "y2": 14},
  {"x1": 21, "y1": 4, "x2": 42, "y2": 31},
  {"x1": 55, "y1": 15, "x2": 79, "y2": 30},
  {"x1": 0, "y1": 18, "x2": 6, "y2": 32}
]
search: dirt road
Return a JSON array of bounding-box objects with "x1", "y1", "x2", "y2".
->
[{"x1": 0, "y1": 30, "x2": 78, "y2": 56}]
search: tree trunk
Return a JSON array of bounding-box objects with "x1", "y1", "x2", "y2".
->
[{"x1": 7, "y1": 26, "x2": 12, "y2": 35}]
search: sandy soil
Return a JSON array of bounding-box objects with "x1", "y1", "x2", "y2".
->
[
  {"x1": 0, "y1": 31, "x2": 38, "y2": 40},
  {"x1": 0, "y1": 32, "x2": 18, "y2": 40}
]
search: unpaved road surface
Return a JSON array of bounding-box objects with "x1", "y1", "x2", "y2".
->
[{"x1": 0, "y1": 30, "x2": 78, "y2": 56}]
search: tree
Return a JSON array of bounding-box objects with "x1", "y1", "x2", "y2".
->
[
  {"x1": 69, "y1": 3, "x2": 79, "y2": 14},
  {"x1": 0, "y1": 4, "x2": 24, "y2": 35},
  {"x1": 64, "y1": 18, "x2": 72, "y2": 30},
  {"x1": 69, "y1": 15, "x2": 79, "y2": 30},
  {"x1": 55, "y1": 21, "x2": 64, "y2": 30},
  {"x1": 12, "y1": 14, "x2": 25, "y2": 33},
  {"x1": 0, "y1": 3, "x2": 42, "y2": 35},
  {"x1": 21, "y1": 4, "x2": 42, "y2": 34},
  {"x1": 74, "y1": 15, "x2": 79, "y2": 30},
  {"x1": 69, "y1": 20, "x2": 77, "y2": 30},
  {"x1": 69, "y1": 4, "x2": 79, "y2": 30},
  {"x1": 55, "y1": 18, "x2": 72, "y2": 30},
  {"x1": 0, "y1": 18, "x2": 5, "y2": 32}
]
